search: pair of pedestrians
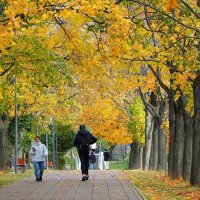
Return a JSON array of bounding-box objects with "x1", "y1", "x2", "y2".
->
[
  {"x1": 30, "y1": 125, "x2": 97, "y2": 182},
  {"x1": 88, "y1": 150, "x2": 110, "y2": 170},
  {"x1": 89, "y1": 151, "x2": 96, "y2": 170}
]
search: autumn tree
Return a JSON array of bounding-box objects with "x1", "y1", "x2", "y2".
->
[
  {"x1": 114, "y1": 0, "x2": 199, "y2": 182},
  {"x1": 0, "y1": 0, "x2": 78, "y2": 169},
  {"x1": 1, "y1": 0, "x2": 199, "y2": 186}
]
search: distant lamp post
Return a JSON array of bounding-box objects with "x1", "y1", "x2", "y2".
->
[
  {"x1": 50, "y1": 117, "x2": 55, "y2": 169},
  {"x1": 99, "y1": 142, "x2": 103, "y2": 170},
  {"x1": 55, "y1": 128, "x2": 58, "y2": 169},
  {"x1": 46, "y1": 133, "x2": 48, "y2": 170},
  {"x1": 14, "y1": 76, "x2": 18, "y2": 174}
]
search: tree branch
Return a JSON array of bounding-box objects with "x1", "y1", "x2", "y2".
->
[
  {"x1": 180, "y1": 0, "x2": 200, "y2": 19},
  {"x1": 0, "y1": 62, "x2": 15, "y2": 76},
  {"x1": 115, "y1": 0, "x2": 123, "y2": 4},
  {"x1": 105, "y1": 88, "x2": 132, "y2": 118},
  {"x1": 54, "y1": 16, "x2": 83, "y2": 55},
  {"x1": 118, "y1": 57, "x2": 159, "y2": 63},
  {"x1": 60, "y1": 92, "x2": 79, "y2": 103},
  {"x1": 147, "y1": 63, "x2": 171, "y2": 95},
  {"x1": 83, "y1": 13, "x2": 106, "y2": 25},
  {"x1": 138, "y1": 87, "x2": 160, "y2": 118},
  {"x1": 128, "y1": 0, "x2": 200, "y2": 33}
]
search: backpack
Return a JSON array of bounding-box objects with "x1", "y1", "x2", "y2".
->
[{"x1": 79, "y1": 135, "x2": 90, "y2": 150}]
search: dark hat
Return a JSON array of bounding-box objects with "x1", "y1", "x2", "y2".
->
[{"x1": 79, "y1": 125, "x2": 85, "y2": 130}]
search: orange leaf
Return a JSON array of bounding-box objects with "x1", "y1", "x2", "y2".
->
[
  {"x1": 166, "y1": 0, "x2": 178, "y2": 12},
  {"x1": 170, "y1": 0, "x2": 178, "y2": 8}
]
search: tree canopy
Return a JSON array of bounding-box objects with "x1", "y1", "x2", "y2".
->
[{"x1": 0, "y1": 0, "x2": 199, "y2": 146}]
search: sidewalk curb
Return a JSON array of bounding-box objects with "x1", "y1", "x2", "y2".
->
[{"x1": 123, "y1": 171, "x2": 147, "y2": 200}]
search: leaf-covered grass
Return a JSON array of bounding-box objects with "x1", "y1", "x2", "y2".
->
[
  {"x1": 0, "y1": 170, "x2": 33, "y2": 188},
  {"x1": 124, "y1": 170, "x2": 200, "y2": 200}
]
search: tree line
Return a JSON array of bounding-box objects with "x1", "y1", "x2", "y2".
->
[{"x1": 0, "y1": 0, "x2": 199, "y2": 186}]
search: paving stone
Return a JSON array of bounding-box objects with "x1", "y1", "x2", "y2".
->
[{"x1": 0, "y1": 170, "x2": 145, "y2": 200}]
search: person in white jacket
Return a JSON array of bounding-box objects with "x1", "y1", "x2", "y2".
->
[{"x1": 29, "y1": 136, "x2": 48, "y2": 181}]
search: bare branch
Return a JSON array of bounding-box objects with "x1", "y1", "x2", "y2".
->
[
  {"x1": 128, "y1": 0, "x2": 200, "y2": 33},
  {"x1": 180, "y1": 0, "x2": 200, "y2": 19},
  {"x1": 54, "y1": 16, "x2": 83, "y2": 55},
  {"x1": 105, "y1": 87, "x2": 132, "y2": 118},
  {"x1": 0, "y1": 62, "x2": 15, "y2": 76},
  {"x1": 83, "y1": 13, "x2": 106, "y2": 25},
  {"x1": 115, "y1": 0, "x2": 123, "y2": 4},
  {"x1": 138, "y1": 87, "x2": 160, "y2": 118},
  {"x1": 147, "y1": 63, "x2": 171, "y2": 95},
  {"x1": 118, "y1": 57, "x2": 159, "y2": 63},
  {"x1": 59, "y1": 92, "x2": 79, "y2": 103}
]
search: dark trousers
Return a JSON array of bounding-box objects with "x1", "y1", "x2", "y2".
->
[{"x1": 78, "y1": 149, "x2": 89, "y2": 175}]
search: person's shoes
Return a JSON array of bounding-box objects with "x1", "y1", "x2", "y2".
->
[
  {"x1": 85, "y1": 175, "x2": 89, "y2": 180},
  {"x1": 36, "y1": 178, "x2": 40, "y2": 181},
  {"x1": 39, "y1": 176, "x2": 42, "y2": 181},
  {"x1": 82, "y1": 176, "x2": 86, "y2": 181}
]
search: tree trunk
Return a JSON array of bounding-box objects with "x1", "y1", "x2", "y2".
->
[
  {"x1": 168, "y1": 94, "x2": 185, "y2": 179},
  {"x1": 168, "y1": 94, "x2": 176, "y2": 177},
  {"x1": 190, "y1": 74, "x2": 200, "y2": 185},
  {"x1": 144, "y1": 109, "x2": 154, "y2": 170},
  {"x1": 0, "y1": 115, "x2": 10, "y2": 170},
  {"x1": 158, "y1": 127, "x2": 167, "y2": 170},
  {"x1": 181, "y1": 96, "x2": 193, "y2": 180},
  {"x1": 129, "y1": 142, "x2": 142, "y2": 169},
  {"x1": 174, "y1": 98, "x2": 185, "y2": 178},
  {"x1": 149, "y1": 119, "x2": 158, "y2": 170},
  {"x1": 157, "y1": 98, "x2": 167, "y2": 171},
  {"x1": 0, "y1": 130, "x2": 3, "y2": 169},
  {"x1": 190, "y1": 0, "x2": 200, "y2": 183},
  {"x1": 109, "y1": 145, "x2": 116, "y2": 161},
  {"x1": 129, "y1": 142, "x2": 134, "y2": 169},
  {"x1": 142, "y1": 145, "x2": 146, "y2": 170}
]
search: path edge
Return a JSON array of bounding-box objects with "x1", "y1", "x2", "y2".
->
[{"x1": 122, "y1": 171, "x2": 147, "y2": 200}]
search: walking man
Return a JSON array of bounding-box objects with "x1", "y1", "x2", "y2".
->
[
  {"x1": 29, "y1": 136, "x2": 48, "y2": 181},
  {"x1": 89, "y1": 151, "x2": 96, "y2": 170},
  {"x1": 103, "y1": 149, "x2": 110, "y2": 170},
  {"x1": 74, "y1": 125, "x2": 97, "y2": 181}
]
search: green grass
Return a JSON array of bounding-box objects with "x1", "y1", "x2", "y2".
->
[
  {"x1": 110, "y1": 160, "x2": 128, "y2": 170},
  {"x1": 0, "y1": 170, "x2": 33, "y2": 188}
]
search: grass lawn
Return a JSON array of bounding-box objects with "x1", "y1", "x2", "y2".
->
[
  {"x1": 124, "y1": 170, "x2": 200, "y2": 200},
  {"x1": 0, "y1": 170, "x2": 34, "y2": 188},
  {"x1": 110, "y1": 160, "x2": 128, "y2": 170},
  {"x1": 0, "y1": 169, "x2": 57, "y2": 188}
]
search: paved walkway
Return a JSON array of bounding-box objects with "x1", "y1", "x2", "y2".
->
[{"x1": 0, "y1": 170, "x2": 145, "y2": 200}]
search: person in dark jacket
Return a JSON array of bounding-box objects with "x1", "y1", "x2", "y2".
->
[
  {"x1": 103, "y1": 149, "x2": 110, "y2": 170},
  {"x1": 74, "y1": 125, "x2": 97, "y2": 181},
  {"x1": 89, "y1": 151, "x2": 96, "y2": 170}
]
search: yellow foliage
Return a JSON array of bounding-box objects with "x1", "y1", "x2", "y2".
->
[{"x1": 0, "y1": 0, "x2": 199, "y2": 145}]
